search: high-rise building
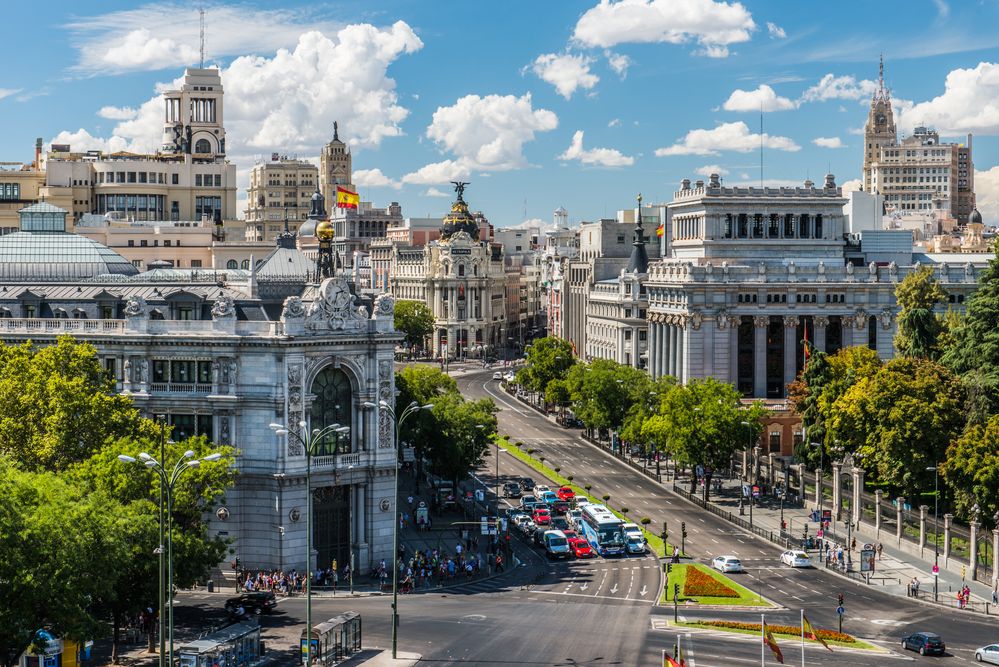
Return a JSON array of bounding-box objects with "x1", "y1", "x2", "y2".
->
[
  {"x1": 319, "y1": 123, "x2": 353, "y2": 217},
  {"x1": 244, "y1": 157, "x2": 318, "y2": 241},
  {"x1": 862, "y1": 58, "x2": 976, "y2": 224}
]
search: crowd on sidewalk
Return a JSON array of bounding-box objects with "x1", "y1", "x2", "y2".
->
[{"x1": 234, "y1": 560, "x2": 356, "y2": 595}]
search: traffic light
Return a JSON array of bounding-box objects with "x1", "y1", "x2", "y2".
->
[
  {"x1": 681, "y1": 521, "x2": 687, "y2": 538},
  {"x1": 837, "y1": 592, "x2": 844, "y2": 606},
  {"x1": 667, "y1": 561, "x2": 673, "y2": 574},
  {"x1": 673, "y1": 583, "x2": 679, "y2": 600}
]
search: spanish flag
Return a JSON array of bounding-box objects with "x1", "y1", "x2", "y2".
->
[
  {"x1": 336, "y1": 185, "x2": 359, "y2": 209},
  {"x1": 763, "y1": 621, "x2": 784, "y2": 664},
  {"x1": 656, "y1": 222, "x2": 665, "y2": 237},
  {"x1": 802, "y1": 614, "x2": 832, "y2": 652}
]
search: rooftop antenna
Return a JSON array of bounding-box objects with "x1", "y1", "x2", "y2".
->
[{"x1": 199, "y1": 7, "x2": 206, "y2": 69}]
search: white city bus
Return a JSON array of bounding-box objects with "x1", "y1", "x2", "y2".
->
[{"x1": 578, "y1": 503, "x2": 625, "y2": 556}]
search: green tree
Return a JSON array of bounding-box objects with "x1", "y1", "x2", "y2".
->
[
  {"x1": 516, "y1": 337, "x2": 575, "y2": 395},
  {"x1": 0, "y1": 337, "x2": 159, "y2": 470},
  {"x1": 544, "y1": 378, "x2": 571, "y2": 418},
  {"x1": 426, "y1": 393, "x2": 498, "y2": 485},
  {"x1": 894, "y1": 265, "x2": 947, "y2": 359},
  {"x1": 787, "y1": 346, "x2": 831, "y2": 468},
  {"x1": 827, "y1": 357, "x2": 964, "y2": 498},
  {"x1": 393, "y1": 300, "x2": 434, "y2": 350},
  {"x1": 941, "y1": 415, "x2": 999, "y2": 524},
  {"x1": 396, "y1": 365, "x2": 459, "y2": 482}
]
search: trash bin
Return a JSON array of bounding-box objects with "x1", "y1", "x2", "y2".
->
[{"x1": 207, "y1": 580, "x2": 214, "y2": 592}]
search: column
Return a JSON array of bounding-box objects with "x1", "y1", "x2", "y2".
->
[
  {"x1": 648, "y1": 321, "x2": 658, "y2": 378},
  {"x1": 677, "y1": 323, "x2": 686, "y2": 383},
  {"x1": 831, "y1": 462, "x2": 842, "y2": 522},
  {"x1": 919, "y1": 505, "x2": 929, "y2": 552},
  {"x1": 896, "y1": 498, "x2": 905, "y2": 546},
  {"x1": 753, "y1": 316, "x2": 767, "y2": 398},
  {"x1": 813, "y1": 316, "x2": 828, "y2": 354},
  {"x1": 667, "y1": 323, "x2": 676, "y2": 378},
  {"x1": 943, "y1": 514, "x2": 953, "y2": 563},
  {"x1": 814, "y1": 468, "x2": 822, "y2": 508},
  {"x1": 992, "y1": 528, "x2": 999, "y2": 592},
  {"x1": 728, "y1": 321, "x2": 739, "y2": 387},
  {"x1": 658, "y1": 322, "x2": 667, "y2": 378},
  {"x1": 970, "y1": 519, "x2": 980, "y2": 581},
  {"x1": 874, "y1": 490, "x2": 883, "y2": 535},
  {"x1": 851, "y1": 467, "x2": 864, "y2": 528},
  {"x1": 796, "y1": 464, "x2": 805, "y2": 504},
  {"x1": 842, "y1": 316, "x2": 855, "y2": 347},
  {"x1": 783, "y1": 316, "x2": 797, "y2": 391},
  {"x1": 741, "y1": 450, "x2": 749, "y2": 483}
]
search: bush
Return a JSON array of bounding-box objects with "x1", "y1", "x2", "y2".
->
[
  {"x1": 584, "y1": 485, "x2": 592, "y2": 492},
  {"x1": 554, "y1": 466, "x2": 561, "y2": 474},
  {"x1": 620, "y1": 508, "x2": 629, "y2": 515},
  {"x1": 503, "y1": 434, "x2": 511, "y2": 440},
  {"x1": 640, "y1": 517, "x2": 651, "y2": 525},
  {"x1": 514, "y1": 441, "x2": 523, "y2": 448},
  {"x1": 527, "y1": 449, "x2": 537, "y2": 456},
  {"x1": 683, "y1": 567, "x2": 739, "y2": 598},
  {"x1": 602, "y1": 494, "x2": 611, "y2": 502},
  {"x1": 698, "y1": 621, "x2": 854, "y2": 643}
]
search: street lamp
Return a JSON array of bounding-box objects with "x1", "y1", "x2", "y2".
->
[
  {"x1": 363, "y1": 399, "x2": 433, "y2": 659},
  {"x1": 808, "y1": 441, "x2": 824, "y2": 520},
  {"x1": 269, "y1": 421, "x2": 350, "y2": 663},
  {"x1": 117, "y1": 448, "x2": 224, "y2": 667},
  {"x1": 739, "y1": 421, "x2": 751, "y2": 516},
  {"x1": 927, "y1": 464, "x2": 940, "y2": 601}
]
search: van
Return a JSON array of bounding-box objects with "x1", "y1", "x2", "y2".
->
[{"x1": 543, "y1": 530, "x2": 571, "y2": 559}]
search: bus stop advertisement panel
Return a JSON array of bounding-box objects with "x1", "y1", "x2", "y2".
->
[
  {"x1": 301, "y1": 612, "x2": 362, "y2": 665},
  {"x1": 177, "y1": 622, "x2": 261, "y2": 667}
]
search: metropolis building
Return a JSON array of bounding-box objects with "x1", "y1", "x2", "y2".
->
[{"x1": 0, "y1": 194, "x2": 402, "y2": 573}]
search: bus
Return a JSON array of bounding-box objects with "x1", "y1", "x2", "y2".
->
[{"x1": 578, "y1": 504, "x2": 625, "y2": 556}]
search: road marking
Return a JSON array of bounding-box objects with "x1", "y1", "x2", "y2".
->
[
  {"x1": 579, "y1": 582, "x2": 589, "y2": 591},
  {"x1": 711, "y1": 538, "x2": 719, "y2": 544},
  {"x1": 639, "y1": 585, "x2": 648, "y2": 596},
  {"x1": 610, "y1": 583, "x2": 619, "y2": 594}
]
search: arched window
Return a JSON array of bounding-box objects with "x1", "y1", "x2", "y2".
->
[
  {"x1": 226, "y1": 260, "x2": 238, "y2": 270},
  {"x1": 195, "y1": 138, "x2": 211, "y2": 154},
  {"x1": 310, "y1": 367, "x2": 353, "y2": 454},
  {"x1": 458, "y1": 263, "x2": 465, "y2": 277},
  {"x1": 241, "y1": 259, "x2": 250, "y2": 270}
]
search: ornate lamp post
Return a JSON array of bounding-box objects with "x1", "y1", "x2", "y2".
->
[
  {"x1": 269, "y1": 421, "x2": 350, "y2": 663},
  {"x1": 118, "y1": 448, "x2": 224, "y2": 667},
  {"x1": 927, "y1": 464, "x2": 940, "y2": 601},
  {"x1": 363, "y1": 399, "x2": 433, "y2": 659}
]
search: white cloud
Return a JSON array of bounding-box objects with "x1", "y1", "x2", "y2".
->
[
  {"x1": 353, "y1": 168, "x2": 400, "y2": 189},
  {"x1": 529, "y1": 53, "x2": 599, "y2": 99},
  {"x1": 655, "y1": 121, "x2": 800, "y2": 156},
  {"x1": 605, "y1": 51, "x2": 631, "y2": 78},
  {"x1": 841, "y1": 178, "x2": 863, "y2": 194},
  {"x1": 97, "y1": 105, "x2": 137, "y2": 120},
  {"x1": 557, "y1": 130, "x2": 634, "y2": 167},
  {"x1": 423, "y1": 187, "x2": 450, "y2": 198},
  {"x1": 608, "y1": 118, "x2": 621, "y2": 127},
  {"x1": 932, "y1": 0, "x2": 950, "y2": 19},
  {"x1": 67, "y1": 4, "x2": 345, "y2": 75},
  {"x1": 402, "y1": 93, "x2": 558, "y2": 184},
  {"x1": 722, "y1": 84, "x2": 796, "y2": 112},
  {"x1": 572, "y1": 0, "x2": 756, "y2": 58},
  {"x1": 896, "y1": 62, "x2": 999, "y2": 135},
  {"x1": 0, "y1": 88, "x2": 22, "y2": 100},
  {"x1": 766, "y1": 22, "x2": 786, "y2": 39},
  {"x1": 974, "y1": 167, "x2": 999, "y2": 222},
  {"x1": 695, "y1": 164, "x2": 728, "y2": 176},
  {"x1": 812, "y1": 136, "x2": 845, "y2": 148},
  {"x1": 800, "y1": 73, "x2": 877, "y2": 102}
]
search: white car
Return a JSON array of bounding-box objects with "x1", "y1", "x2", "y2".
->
[
  {"x1": 622, "y1": 522, "x2": 644, "y2": 542},
  {"x1": 712, "y1": 555, "x2": 744, "y2": 573},
  {"x1": 567, "y1": 509, "x2": 582, "y2": 529},
  {"x1": 534, "y1": 485, "x2": 551, "y2": 495},
  {"x1": 976, "y1": 644, "x2": 999, "y2": 665},
  {"x1": 505, "y1": 372, "x2": 516, "y2": 381},
  {"x1": 780, "y1": 550, "x2": 812, "y2": 568},
  {"x1": 492, "y1": 371, "x2": 503, "y2": 380}
]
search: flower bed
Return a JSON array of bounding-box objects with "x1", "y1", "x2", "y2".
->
[
  {"x1": 697, "y1": 620, "x2": 855, "y2": 643},
  {"x1": 682, "y1": 566, "x2": 739, "y2": 598}
]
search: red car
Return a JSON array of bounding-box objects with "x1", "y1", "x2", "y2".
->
[
  {"x1": 562, "y1": 529, "x2": 578, "y2": 540},
  {"x1": 568, "y1": 537, "x2": 594, "y2": 558},
  {"x1": 557, "y1": 486, "x2": 575, "y2": 501},
  {"x1": 533, "y1": 508, "x2": 551, "y2": 526}
]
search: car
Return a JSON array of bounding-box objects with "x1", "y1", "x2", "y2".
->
[
  {"x1": 552, "y1": 500, "x2": 571, "y2": 515},
  {"x1": 550, "y1": 516, "x2": 570, "y2": 532},
  {"x1": 567, "y1": 509, "x2": 582, "y2": 529},
  {"x1": 503, "y1": 482, "x2": 523, "y2": 498},
  {"x1": 780, "y1": 550, "x2": 812, "y2": 568},
  {"x1": 901, "y1": 632, "x2": 945, "y2": 656},
  {"x1": 975, "y1": 644, "x2": 999, "y2": 664},
  {"x1": 504, "y1": 372, "x2": 516, "y2": 381},
  {"x1": 512, "y1": 514, "x2": 532, "y2": 528},
  {"x1": 521, "y1": 477, "x2": 536, "y2": 491},
  {"x1": 533, "y1": 526, "x2": 548, "y2": 546},
  {"x1": 224, "y1": 591, "x2": 277, "y2": 618},
  {"x1": 625, "y1": 534, "x2": 647, "y2": 554},
  {"x1": 574, "y1": 498, "x2": 591, "y2": 509},
  {"x1": 534, "y1": 484, "x2": 552, "y2": 495},
  {"x1": 543, "y1": 530, "x2": 571, "y2": 559},
  {"x1": 492, "y1": 371, "x2": 503, "y2": 380},
  {"x1": 532, "y1": 508, "x2": 551, "y2": 526},
  {"x1": 562, "y1": 529, "x2": 578, "y2": 540},
  {"x1": 569, "y1": 537, "x2": 594, "y2": 558},
  {"x1": 622, "y1": 523, "x2": 644, "y2": 541},
  {"x1": 518, "y1": 519, "x2": 537, "y2": 535},
  {"x1": 556, "y1": 486, "x2": 576, "y2": 501},
  {"x1": 711, "y1": 556, "x2": 744, "y2": 573},
  {"x1": 520, "y1": 494, "x2": 537, "y2": 509}
]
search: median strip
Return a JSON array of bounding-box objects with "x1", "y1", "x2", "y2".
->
[
  {"x1": 675, "y1": 619, "x2": 881, "y2": 651},
  {"x1": 661, "y1": 563, "x2": 773, "y2": 607}
]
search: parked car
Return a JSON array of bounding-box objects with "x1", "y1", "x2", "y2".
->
[
  {"x1": 521, "y1": 477, "x2": 536, "y2": 491},
  {"x1": 975, "y1": 644, "x2": 999, "y2": 664},
  {"x1": 568, "y1": 537, "x2": 594, "y2": 558},
  {"x1": 224, "y1": 591, "x2": 277, "y2": 618},
  {"x1": 901, "y1": 632, "x2": 945, "y2": 656},
  {"x1": 711, "y1": 555, "x2": 744, "y2": 573},
  {"x1": 503, "y1": 482, "x2": 523, "y2": 498},
  {"x1": 556, "y1": 486, "x2": 575, "y2": 501},
  {"x1": 544, "y1": 530, "x2": 571, "y2": 559},
  {"x1": 780, "y1": 550, "x2": 812, "y2": 568}
]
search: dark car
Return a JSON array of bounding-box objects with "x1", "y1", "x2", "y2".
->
[
  {"x1": 224, "y1": 591, "x2": 277, "y2": 619},
  {"x1": 521, "y1": 477, "x2": 536, "y2": 491},
  {"x1": 901, "y1": 632, "x2": 945, "y2": 656},
  {"x1": 550, "y1": 516, "x2": 570, "y2": 532},
  {"x1": 503, "y1": 482, "x2": 523, "y2": 498}
]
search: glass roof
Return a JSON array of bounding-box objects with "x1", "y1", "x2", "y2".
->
[{"x1": 0, "y1": 232, "x2": 139, "y2": 281}]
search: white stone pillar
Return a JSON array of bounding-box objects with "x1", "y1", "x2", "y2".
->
[
  {"x1": 919, "y1": 505, "x2": 929, "y2": 552},
  {"x1": 896, "y1": 498, "x2": 905, "y2": 546},
  {"x1": 813, "y1": 316, "x2": 828, "y2": 354},
  {"x1": 970, "y1": 520, "x2": 980, "y2": 581},
  {"x1": 666, "y1": 323, "x2": 675, "y2": 378},
  {"x1": 753, "y1": 316, "x2": 768, "y2": 398},
  {"x1": 874, "y1": 490, "x2": 883, "y2": 535},
  {"x1": 852, "y1": 467, "x2": 864, "y2": 528},
  {"x1": 648, "y1": 320, "x2": 658, "y2": 378},
  {"x1": 943, "y1": 513, "x2": 953, "y2": 563},
  {"x1": 992, "y1": 528, "x2": 999, "y2": 592},
  {"x1": 831, "y1": 462, "x2": 843, "y2": 522},
  {"x1": 783, "y1": 316, "x2": 797, "y2": 392},
  {"x1": 677, "y1": 323, "x2": 686, "y2": 383}
]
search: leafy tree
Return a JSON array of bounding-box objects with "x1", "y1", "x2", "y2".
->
[
  {"x1": 941, "y1": 415, "x2": 999, "y2": 525},
  {"x1": 544, "y1": 379, "x2": 571, "y2": 418},
  {"x1": 894, "y1": 266, "x2": 947, "y2": 359},
  {"x1": 516, "y1": 337, "x2": 575, "y2": 395},
  {"x1": 787, "y1": 346, "x2": 831, "y2": 468},
  {"x1": 620, "y1": 375, "x2": 674, "y2": 448},
  {"x1": 426, "y1": 393, "x2": 497, "y2": 485},
  {"x1": 567, "y1": 359, "x2": 649, "y2": 434},
  {"x1": 0, "y1": 337, "x2": 159, "y2": 470},
  {"x1": 393, "y1": 300, "x2": 434, "y2": 350},
  {"x1": 827, "y1": 357, "x2": 964, "y2": 498}
]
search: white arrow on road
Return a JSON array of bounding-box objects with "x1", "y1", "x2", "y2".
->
[
  {"x1": 639, "y1": 585, "x2": 648, "y2": 596},
  {"x1": 610, "y1": 583, "x2": 619, "y2": 594},
  {"x1": 580, "y1": 582, "x2": 589, "y2": 591}
]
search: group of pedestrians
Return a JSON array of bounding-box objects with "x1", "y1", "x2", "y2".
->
[{"x1": 235, "y1": 569, "x2": 305, "y2": 595}]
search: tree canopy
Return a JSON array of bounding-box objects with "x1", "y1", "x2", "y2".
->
[
  {"x1": 516, "y1": 337, "x2": 575, "y2": 396},
  {"x1": 393, "y1": 300, "x2": 434, "y2": 349},
  {"x1": 894, "y1": 265, "x2": 947, "y2": 360},
  {"x1": 941, "y1": 414, "x2": 999, "y2": 524}
]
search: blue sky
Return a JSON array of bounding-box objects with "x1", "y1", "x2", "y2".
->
[{"x1": 5, "y1": 0, "x2": 999, "y2": 225}]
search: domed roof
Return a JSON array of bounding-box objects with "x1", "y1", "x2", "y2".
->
[
  {"x1": 441, "y1": 183, "x2": 479, "y2": 242},
  {"x1": 0, "y1": 231, "x2": 139, "y2": 281},
  {"x1": 970, "y1": 208, "x2": 983, "y2": 224}
]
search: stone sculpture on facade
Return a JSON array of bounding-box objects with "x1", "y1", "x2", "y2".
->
[{"x1": 211, "y1": 295, "x2": 236, "y2": 319}]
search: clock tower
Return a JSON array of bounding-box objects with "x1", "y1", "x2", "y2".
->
[{"x1": 862, "y1": 56, "x2": 897, "y2": 193}]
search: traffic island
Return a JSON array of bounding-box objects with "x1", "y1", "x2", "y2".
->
[
  {"x1": 674, "y1": 619, "x2": 883, "y2": 652},
  {"x1": 660, "y1": 563, "x2": 775, "y2": 607}
]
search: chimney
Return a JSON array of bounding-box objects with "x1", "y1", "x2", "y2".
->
[{"x1": 34, "y1": 138, "x2": 42, "y2": 170}]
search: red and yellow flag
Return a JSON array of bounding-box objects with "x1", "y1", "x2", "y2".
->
[
  {"x1": 763, "y1": 622, "x2": 784, "y2": 664},
  {"x1": 656, "y1": 222, "x2": 665, "y2": 237},
  {"x1": 336, "y1": 185, "x2": 359, "y2": 209},
  {"x1": 802, "y1": 614, "x2": 832, "y2": 652}
]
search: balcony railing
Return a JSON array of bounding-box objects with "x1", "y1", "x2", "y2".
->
[
  {"x1": 148, "y1": 382, "x2": 213, "y2": 393},
  {"x1": 0, "y1": 318, "x2": 125, "y2": 334},
  {"x1": 312, "y1": 452, "x2": 362, "y2": 469}
]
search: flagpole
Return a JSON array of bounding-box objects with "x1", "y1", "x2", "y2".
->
[
  {"x1": 762, "y1": 614, "x2": 766, "y2": 666},
  {"x1": 801, "y1": 609, "x2": 805, "y2": 667}
]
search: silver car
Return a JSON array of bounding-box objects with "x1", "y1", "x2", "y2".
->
[
  {"x1": 712, "y1": 555, "x2": 744, "y2": 573},
  {"x1": 976, "y1": 644, "x2": 999, "y2": 664}
]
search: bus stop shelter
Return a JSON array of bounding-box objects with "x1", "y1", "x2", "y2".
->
[{"x1": 300, "y1": 612, "x2": 362, "y2": 665}]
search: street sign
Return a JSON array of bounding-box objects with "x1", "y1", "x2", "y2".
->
[
  {"x1": 821, "y1": 509, "x2": 832, "y2": 522},
  {"x1": 932, "y1": 564, "x2": 939, "y2": 576},
  {"x1": 752, "y1": 485, "x2": 760, "y2": 498},
  {"x1": 860, "y1": 548, "x2": 875, "y2": 573},
  {"x1": 836, "y1": 606, "x2": 845, "y2": 615},
  {"x1": 480, "y1": 516, "x2": 497, "y2": 535}
]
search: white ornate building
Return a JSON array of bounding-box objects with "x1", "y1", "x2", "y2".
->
[{"x1": 0, "y1": 200, "x2": 402, "y2": 572}]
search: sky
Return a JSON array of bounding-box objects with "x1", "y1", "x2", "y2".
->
[{"x1": 5, "y1": 0, "x2": 999, "y2": 227}]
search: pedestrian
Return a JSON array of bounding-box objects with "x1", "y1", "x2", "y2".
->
[
  {"x1": 876, "y1": 542, "x2": 883, "y2": 560},
  {"x1": 992, "y1": 589, "x2": 998, "y2": 605}
]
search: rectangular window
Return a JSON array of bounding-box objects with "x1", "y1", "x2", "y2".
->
[
  {"x1": 195, "y1": 174, "x2": 203, "y2": 187},
  {"x1": 197, "y1": 361, "x2": 212, "y2": 384},
  {"x1": 191, "y1": 259, "x2": 202, "y2": 268},
  {"x1": 140, "y1": 240, "x2": 148, "y2": 247},
  {"x1": 171, "y1": 360, "x2": 195, "y2": 383},
  {"x1": 139, "y1": 172, "x2": 147, "y2": 183},
  {"x1": 104, "y1": 358, "x2": 117, "y2": 379},
  {"x1": 153, "y1": 360, "x2": 169, "y2": 383},
  {"x1": 172, "y1": 173, "x2": 179, "y2": 185},
  {"x1": 214, "y1": 174, "x2": 221, "y2": 187},
  {"x1": 164, "y1": 239, "x2": 172, "y2": 247},
  {"x1": 127, "y1": 172, "x2": 137, "y2": 183},
  {"x1": 177, "y1": 306, "x2": 193, "y2": 321},
  {"x1": 196, "y1": 414, "x2": 213, "y2": 437}
]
